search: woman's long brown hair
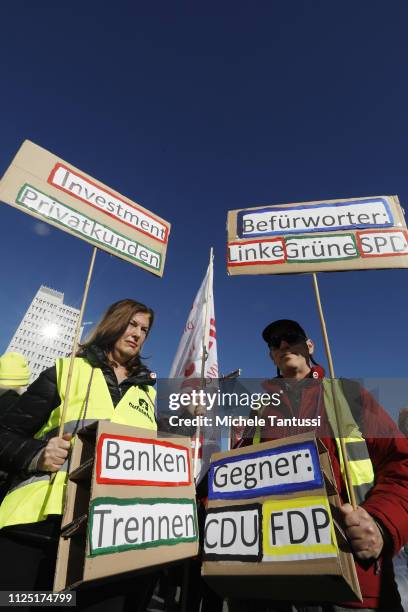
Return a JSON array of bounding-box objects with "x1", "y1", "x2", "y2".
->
[{"x1": 79, "y1": 299, "x2": 154, "y2": 372}]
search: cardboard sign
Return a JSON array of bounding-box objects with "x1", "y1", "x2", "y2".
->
[
  {"x1": 0, "y1": 141, "x2": 170, "y2": 276},
  {"x1": 204, "y1": 504, "x2": 262, "y2": 561},
  {"x1": 262, "y1": 496, "x2": 337, "y2": 562},
  {"x1": 208, "y1": 440, "x2": 323, "y2": 500},
  {"x1": 96, "y1": 434, "x2": 191, "y2": 486},
  {"x1": 54, "y1": 422, "x2": 198, "y2": 591},
  {"x1": 89, "y1": 497, "x2": 197, "y2": 556},
  {"x1": 227, "y1": 195, "x2": 408, "y2": 275},
  {"x1": 202, "y1": 433, "x2": 362, "y2": 603}
]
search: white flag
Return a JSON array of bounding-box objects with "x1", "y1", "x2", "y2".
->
[
  {"x1": 169, "y1": 260, "x2": 218, "y2": 384},
  {"x1": 169, "y1": 253, "x2": 219, "y2": 482}
]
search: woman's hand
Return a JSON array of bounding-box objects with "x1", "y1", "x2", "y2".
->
[{"x1": 37, "y1": 433, "x2": 72, "y2": 472}]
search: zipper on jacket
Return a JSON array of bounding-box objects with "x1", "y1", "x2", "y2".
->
[{"x1": 116, "y1": 382, "x2": 123, "y2": 401}]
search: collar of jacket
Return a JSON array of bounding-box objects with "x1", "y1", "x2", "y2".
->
[
  {"x1": 79, "y1": 344, "x2": 156, "y2": 387},
  {"x1": 307, "y1": 364, "x2": 325, "y2": 380},
  {"x1": 277, "y1": 364, "x2": 326, "y2": 380},
  {"x1": 262, "y1": 364, "x2": 326, "y2": 393}
]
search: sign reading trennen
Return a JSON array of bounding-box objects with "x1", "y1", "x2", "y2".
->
[{"x1": 89, "y1": 497, "x2": 197, "y2": 556}]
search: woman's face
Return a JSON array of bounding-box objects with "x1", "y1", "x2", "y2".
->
[{"x1": 112, "y1": 312, "x2": 151, "y2": 363}]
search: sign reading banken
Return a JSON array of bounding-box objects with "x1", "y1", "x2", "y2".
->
[
  {"x1": 0, "y1": 140, "x2": 170, "y2": 276},
  {"x1": 227, "y1": 196, "x2": 408, "y2": 274},
  {"x1": 96, "y1": 434, "x2": 192, "y2": 486}
]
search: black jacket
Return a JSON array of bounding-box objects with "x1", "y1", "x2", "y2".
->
[
  {"x1": 0, "y1": 345, "x2": 155, "y2": 476},
  {"x1": 0, "y1": 389, "x2": 20, "y2": 413},
  {"x1": 0, "y1": 390, "x2": 21, "y2": 500}
]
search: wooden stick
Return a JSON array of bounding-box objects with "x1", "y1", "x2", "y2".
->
[
  {"x1": 311, "y1": 272, "x2": 357, "y2": 509},
  {"x1": 180, "y1": 559, "x2": 190, "y2": 612},
  {"x1": 57, "y1": 247, "x2": 97, "y2": 438},
  {"x1": 220, "y1": 368, "x2": 241, "y2": 451},
  {"x1": 193, "y1": 248, "x2": 214, "y2": 480}
]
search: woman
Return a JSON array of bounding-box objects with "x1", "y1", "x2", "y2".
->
[{"x1": 0, "y1": 299, "x2": 157, "y2": 610}]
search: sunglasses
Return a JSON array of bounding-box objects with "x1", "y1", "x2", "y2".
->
[{"x1": 267, "y1": 333, "x2": 307, "y2": 349}]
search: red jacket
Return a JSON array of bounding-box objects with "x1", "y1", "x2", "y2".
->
[{"x1": 239, "y1": 369, "x2": 408, "y2": 609}]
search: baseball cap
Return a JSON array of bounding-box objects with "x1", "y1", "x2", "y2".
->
[{"x1": 262, "y1": 319, "x2": 307, "y2": 345}]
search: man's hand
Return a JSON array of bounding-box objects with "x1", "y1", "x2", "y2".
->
[
  {"x1": 37, "y1": 433, "x2": 73, "y2": 472},
  {"x1": 185, "y1": 402, "x2": 206, "y2": 417},
  {"x1": 340, "y1": 503, "x2": 384, "y2": 560}
]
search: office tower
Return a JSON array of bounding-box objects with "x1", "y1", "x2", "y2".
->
[{"x1": 6, "y1": 285, "x2": 80, "y2": 383}]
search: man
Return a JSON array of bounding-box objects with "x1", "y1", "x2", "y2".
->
[
  {"x1": 0, "y1": 352, "x2": 31, "y2": 502},
  {"x1": 0, "y1": 299, "x2": 157, "y2": 611},
  {"x1": 232, "y1": 319, "x2": 408, "y2": 612},
  {"x1": 0, "y1": 351, "x2": 31, "y2": 410},
  {"x1": 392, "y1": 408, "x2": 408, "y2": 611}
]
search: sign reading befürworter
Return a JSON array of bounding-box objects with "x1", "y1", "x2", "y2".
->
[
  {"x1": 0, "y1": 140, "x2": 170, "y2": 276},
  {"x1": 96, "y1": 434, "x2": 191, "y2": 486},
  {"x1": 227, "y1": 196, "x2": 408, "y2": 275}
]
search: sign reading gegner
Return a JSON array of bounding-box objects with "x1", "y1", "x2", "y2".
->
[
  {"x1": 208, "y1": 441, "x2": 322, "y2": 500},
  {"x1": 0, "y1": 140, "x2": 170, "y2": 276},
  {"x1": 227, "y1": 196, "x2": 408, "y2": 275}
]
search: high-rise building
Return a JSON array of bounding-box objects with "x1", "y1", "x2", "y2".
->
[{"x1": 6, "y1": 285, "x2": 81, "y2": 383}]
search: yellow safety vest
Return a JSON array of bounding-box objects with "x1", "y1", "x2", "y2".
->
[
  {"x1": 0, "y1": 357, "x2": 156, "y2": 529},
  {"x1": 252, "y1": 379, "x2": 374, "y2": 505},
  {"x1": 322, "y1": 379, "x2": 374, "y2": 505}
]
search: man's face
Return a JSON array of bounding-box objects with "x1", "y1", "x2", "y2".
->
[
  {"x1": 113, "y1": 312, "x2": 151, "y2": 362},
  {"x1": 268, "y1": 327, "x2": 314, "y2": 376}
]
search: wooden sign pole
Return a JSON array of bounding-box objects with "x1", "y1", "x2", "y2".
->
[
  {"x1": 311, "y1": 272, "x2": 357, "y2": 509},
  {"x1": 57, "y1": 247, "x2": 97, "y2": 437},
  {"x1": 193, "y1": 247, "x2": 214, "y2": 479},
  {"x1": 182, "y1": 249, "x2": 213, "y2": 612}
]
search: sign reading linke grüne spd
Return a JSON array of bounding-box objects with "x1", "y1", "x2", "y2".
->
[
  {"x1": 227, "y1": 196, "x2": 408, "y2": 275},
  {"x1": 201, "y1": 432, "x2": 362, "y2": 603},
  {"x1": 0, "y1": 140, "x2": 170, "y2": 276},
  {"x1": 54, "y1": 422, "x2": 198, "y2": 590}
]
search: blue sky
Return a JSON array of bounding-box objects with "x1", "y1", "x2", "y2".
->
[{"x1": 1, "y1": 1, "x2": 407, "y2": 417}]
